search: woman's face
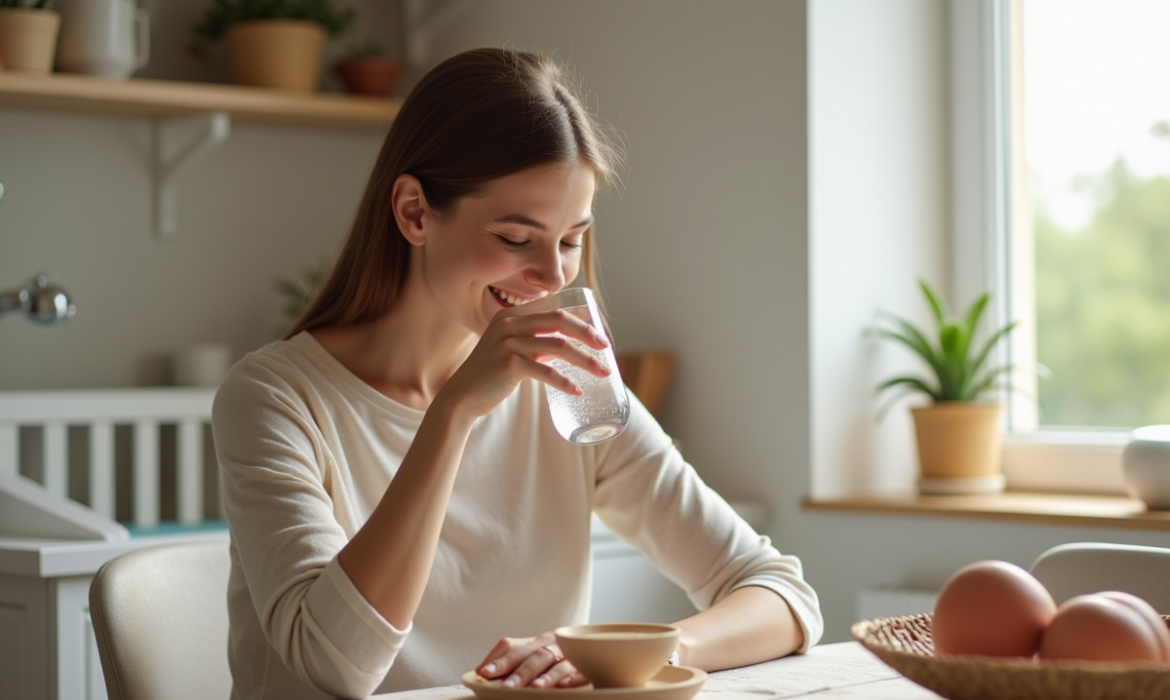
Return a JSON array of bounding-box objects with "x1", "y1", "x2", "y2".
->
[{"x1": 414, "y1": 162, "x2": 597, "y2": 335}]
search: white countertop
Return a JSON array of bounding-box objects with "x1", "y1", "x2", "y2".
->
[{"x1": 0, "y1": 529, "x2": 229, "y2": 577}]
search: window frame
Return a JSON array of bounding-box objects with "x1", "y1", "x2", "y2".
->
[{"x1": 949, "y1": 0, "x2": 1128, "y2": 495}]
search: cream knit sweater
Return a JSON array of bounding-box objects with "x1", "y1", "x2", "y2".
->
[{"x1": 212, "y1": 332, "x2": 822, "y2": 700}]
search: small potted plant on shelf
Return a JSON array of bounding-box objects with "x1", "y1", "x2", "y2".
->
[
  {"x1": 0, "y1": 0, "x2": 60, "y2": 75},
  {"x1": 190, "y1": 0, "x2": 356, "y2": 92},
  {"x1": 334, "y1": 40, "x2": 400, "y2": 97},
  {"x1": 870, "y1": 279, "x2": 1023, "y2": 496}
]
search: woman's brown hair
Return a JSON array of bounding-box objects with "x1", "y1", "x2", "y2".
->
[{"x1": 286, "y1": 48, "x2": 623, "y2": 339}]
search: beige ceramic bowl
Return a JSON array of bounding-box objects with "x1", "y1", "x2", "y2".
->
[{"x1": 555, "y1": 623, "x2": 680, "y2": 688}]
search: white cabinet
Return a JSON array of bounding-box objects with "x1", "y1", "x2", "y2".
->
[
  {"x1": 589, "y1": 518, "x2": 696, "y2": 624},
  {"x1": 0, "y1": 573, "x2": 104, "y2": 700}
]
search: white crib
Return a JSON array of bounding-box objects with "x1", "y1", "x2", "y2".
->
[{"x1": 0, "y1": 387, "x2": 219, "y2": 530}]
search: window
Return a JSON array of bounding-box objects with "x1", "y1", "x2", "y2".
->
[
  {"x1": 951, "y1": 0, "x2": 1170, "y2": 494},
  {"x1": 1017, "y1": 0, "x2": 1170, "y2": 431}
]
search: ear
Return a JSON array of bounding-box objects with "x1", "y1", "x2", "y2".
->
[{"x1": 391, "y1": 174, "x2": 429, "y2": 247}]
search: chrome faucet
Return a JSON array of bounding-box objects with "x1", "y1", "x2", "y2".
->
[
  {"x1": 0, "y1": 274, "x2": 77, "y2": 324},
  {"x1": 0, "y1": 185, "x2": 77, "y2": 324}
]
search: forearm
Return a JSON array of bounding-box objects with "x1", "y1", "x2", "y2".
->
[
  {"x1": 337, "y1": 396, "x2": 475, "y2": 629},
  {"x1": 672, "y1": 586, "x2": 805, "y2": 671}
]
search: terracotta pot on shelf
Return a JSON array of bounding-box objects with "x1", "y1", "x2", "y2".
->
[
  {"x1": 0, "y1": 8, "x2": 61, "y2": 74},
  {"x1": 226, "y1": 19, "x2": 325, "y2": 92},
  {"x1": 911, "y1": 402, "x2": 1005, "y2": 495},
  {"x1": 335, "y1": 56, "x2": 401, "y2": 96}
]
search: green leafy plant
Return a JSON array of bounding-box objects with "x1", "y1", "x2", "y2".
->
[
  {"x1": 870, "y1": 280, "x2": 1021, "y2": 415},
  {"x1": 190, "y1": 0, "x2": 356, "y2": 57},
  {"x1": 273, "y1": 258, "x2": 330, "y2": 336},
  {"x1": 342, "y1": 39, "x2": 388, "y2": 60},
  {"x1": 0, "y1": 1, "x2": 52, "y2": 8}
]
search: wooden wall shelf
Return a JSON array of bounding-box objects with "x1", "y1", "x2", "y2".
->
[{"x1": 0, "y1": 72, "x2": 401, "y2": 132}]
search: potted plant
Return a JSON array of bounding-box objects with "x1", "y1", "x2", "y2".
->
[
  {"x1": 334, "y1": 40, "x2": 400, "y2": 97},
  {"x1": 0, "y1": 0, "x2": 60, "y2": 74},
  {"x1": 191, "y1": 0, "x2": 356, "y2": 92},
  {"x1": 273, "y1": 257, "x2": 329, "y2": 336},
  {"x1": 871, "y1": 280, "x2": 1020, "y2": 495}
]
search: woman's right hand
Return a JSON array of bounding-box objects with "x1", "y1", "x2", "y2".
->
[{"x1": 436, "y1": 307, "x2": 611, "y2": 420}]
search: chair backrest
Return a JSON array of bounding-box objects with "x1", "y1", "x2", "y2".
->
[
  {"x1": 1030, "y1": 542, "x2": 1170, "y2": 613},
  {"x1": 89, "y1": 540, "x2": 232, "y2": 700}
]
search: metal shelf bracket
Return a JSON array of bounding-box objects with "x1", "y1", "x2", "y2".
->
[{"x1": 152, "y1": 111, "x2": 231, "y2": 240}]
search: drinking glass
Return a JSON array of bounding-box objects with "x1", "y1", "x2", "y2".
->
[{"x1": 521, "y1": 287, "x2": 629, "y2": 444}]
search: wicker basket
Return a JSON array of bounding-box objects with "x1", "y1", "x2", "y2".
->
[{"x1": 851, "y1": 613, "x2": 1170, "y2": 700}]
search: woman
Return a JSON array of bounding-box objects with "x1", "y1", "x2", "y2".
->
[{"x1": 212, "y1": 48, "x2": 822, "y2": 700}]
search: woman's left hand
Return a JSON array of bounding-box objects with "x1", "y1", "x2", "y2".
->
[{"x1": 477, "y1": 632, "x2": 588, "y2": 688}]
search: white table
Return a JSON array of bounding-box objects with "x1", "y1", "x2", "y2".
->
[{"x1": 372, "y1": 642, "x2": 942, "y2": 700}]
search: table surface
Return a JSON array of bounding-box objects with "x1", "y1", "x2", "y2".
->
[{"x1": 372, "y1": 642, "x2": 941, "y2": 700}]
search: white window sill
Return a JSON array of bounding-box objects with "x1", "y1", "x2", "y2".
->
[{"x1": 803, "y1": 430, "x2": 1159, "y2": 529}]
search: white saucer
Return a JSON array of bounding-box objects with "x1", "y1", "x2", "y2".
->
[{"x1": 461, "y1": 665, "x2": 707, "y2": 700}]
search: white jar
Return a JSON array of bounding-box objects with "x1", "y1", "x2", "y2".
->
[
  {"x1": 55, "y1": 0, "x2": 149, "y2": 79},
  {"x1": 1121, "y1": 425, "x2": 1170, "y2": 510},
  {"x1": 172, "y1": 343, "x2": 232, "y2": 387}
]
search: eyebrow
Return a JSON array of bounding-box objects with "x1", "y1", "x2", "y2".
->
[{"x1": 493, "y1": 214, "x2": 594, "y2": 231}]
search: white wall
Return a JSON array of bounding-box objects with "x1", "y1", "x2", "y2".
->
[
  {"x1": 809, "y1": 0, "x2": 949, "y2": 497},
  {"x1": 0, "y1": 0, "x2": 395, "y2": 388},
  {"x1": 0, "y1": 114, "x2": 379, "y2": 387},
  {"x1": 427, "y1": 0, "x2": 810, "y2": 507}
]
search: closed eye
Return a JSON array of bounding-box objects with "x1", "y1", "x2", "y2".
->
[{"x1": 495, "y1": 235, "x2": 528, "y2": 249}]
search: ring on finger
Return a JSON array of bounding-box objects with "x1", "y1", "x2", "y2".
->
[{"x1": 543, "y1": 644, "x2": 564, "y2": 664}]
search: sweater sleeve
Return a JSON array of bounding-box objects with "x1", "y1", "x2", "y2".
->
[
  {"x1": 591, "y1": 395, "x2": 824, "y2": 652},
  {"x1": 213, "y1": 358, "x2": 409, "y2": 698}
]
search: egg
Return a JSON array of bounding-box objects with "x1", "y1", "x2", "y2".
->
[
  {"x1": 1039, "y1": 594, "x2": 1164, "y2": 663},
  {"x1": 932, "y1": 560, "x2": 1057, "y2": 657},
  {"x1": 1084, "y1": 592, "x2": 1170, "y2": 663}
]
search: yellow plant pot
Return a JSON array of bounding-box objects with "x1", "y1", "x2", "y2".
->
[
  {"x1": 911, "y1": 402, "x2": 1004, "y2": 494},
  {"x1": 226, "y1": 20, "x2": 325, "y2": 92},
  {"x1": 0, "y1": 9, "x2": 61, "y2": 74}
]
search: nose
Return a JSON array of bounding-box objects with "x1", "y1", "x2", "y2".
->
[{"x1": 523, "y1": 243, "x2": 567, "y2": 292}]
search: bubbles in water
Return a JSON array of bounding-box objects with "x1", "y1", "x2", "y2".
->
[{"x1": 544, "y1": 338, "x2": 630, "y2": 444}]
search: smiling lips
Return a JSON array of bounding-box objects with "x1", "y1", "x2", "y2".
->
[{"x1": 490, "y1": 286, "x2": 545, "y2": 308}]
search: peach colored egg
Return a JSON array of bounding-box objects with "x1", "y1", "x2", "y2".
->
[
  {"x1": 932, "y1": 560, "x2": 1057, "y2": 658},
  {"x1": 1039, "y1": 595, "x2": 1163, "y2": 663},
  {"x1": 1096, "y1": 592, "x2": 1170, "y2": 663}
]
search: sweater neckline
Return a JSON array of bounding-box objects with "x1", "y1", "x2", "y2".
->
[{"x1": 290, "y1": 330, "x2": 427, "y2": 426}]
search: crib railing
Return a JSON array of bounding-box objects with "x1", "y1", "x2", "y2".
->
[{"x1": 0, "y1": 388, "x2": 217, "y2": 529}]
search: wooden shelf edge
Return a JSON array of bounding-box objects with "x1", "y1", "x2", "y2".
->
[
  {"x1": 0, "y1": 72, "x2": 401, "y2": 132},
  {"x1": 801, "y1": 492, "x2": 1170, "y2": 531}
]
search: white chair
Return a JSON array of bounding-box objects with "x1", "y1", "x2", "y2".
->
[
  {"x1": 89, "y1": 541, "x2": 232, "y2": 700},
  {"x1": 1030, "y1": 542, "x2": 1170, "y2": 613}
]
